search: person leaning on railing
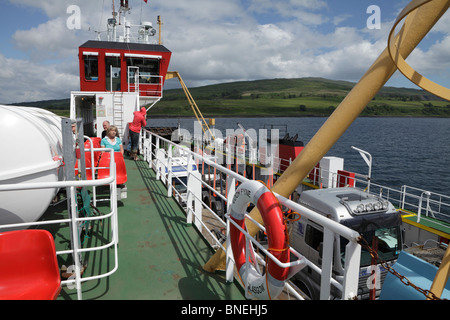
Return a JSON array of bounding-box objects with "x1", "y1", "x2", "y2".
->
[{"x1": 128, "y1": 107, "x2": 147, "y2": 160}]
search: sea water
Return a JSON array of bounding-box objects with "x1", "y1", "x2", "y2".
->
[{"x1": 146, "y1": 117, "x2": 450, "y2": 198}]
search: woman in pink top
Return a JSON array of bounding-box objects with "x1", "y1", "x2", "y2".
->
[{"x1": 129, "y1": 107, "x2": 147, "y2": 160}]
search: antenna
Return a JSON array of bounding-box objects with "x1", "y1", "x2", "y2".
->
[
  {"x1": 112, "y1": 0, "x2": 117, "y2": 19},
  {"x1": 158, "y1": 16, "x2": 163, "y2": 45}
]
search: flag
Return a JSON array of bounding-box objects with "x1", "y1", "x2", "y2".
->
[{"x1": 143, "y1": 0, "x2": 148, "y2": 3}]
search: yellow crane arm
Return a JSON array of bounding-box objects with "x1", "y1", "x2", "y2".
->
[{"x1": 166, "y1": 71, "x2": 215, "y2": 140}]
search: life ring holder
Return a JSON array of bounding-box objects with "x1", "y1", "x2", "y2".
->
[{"x1": 228, "y1": 180, "x2": 291, "y2": 299}]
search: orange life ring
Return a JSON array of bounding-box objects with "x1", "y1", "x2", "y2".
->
[{"x1": 229, "y1": 180, "x2": 290, "y2": 299}]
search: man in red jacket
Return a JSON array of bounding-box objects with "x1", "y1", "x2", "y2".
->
[{"x1": 129, "y1": 107, "x2": 147, "y2": 160}]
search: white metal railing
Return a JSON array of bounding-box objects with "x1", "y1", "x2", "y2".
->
[
  {"x1": 198, "y1": 139, "x2": 448, "y2": 229},
  {"x1": 208, "y1": 134, "x2": 450, "y2": 227},
  {"x1": 399, "y1": 185, "x2": 450, "y2": 224},
  {"x1": 127, "y1": 67, "x2": 163, "y2": 97},
  {"x1": 0, "y1": 147, "x2": 119, "y2": 300},
  {"x1": 127, "y1": 66, "x2": 139, "y2": 93},
  {"x1": 308, "y1": 162, "x2": 450, "y2": 230},
  {"x1": 342, "y1": 172, "x2": 450, "y2": 227},
  {"x1": 140, "y1": 128, "x2": 362, "y2": 300}
]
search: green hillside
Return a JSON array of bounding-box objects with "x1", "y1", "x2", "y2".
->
[
  {"x1": 10, "y1": 77, "x2": 450, "y2": 117},
  {"x1": 10, "y1": 99, "x2": 71, "y2": 117},
  {"x1": 152, "y1": 77, "x2": 450, "y2": 117}
]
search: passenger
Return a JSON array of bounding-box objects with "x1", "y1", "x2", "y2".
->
[
  {"x1": 101, "y1": 125, "x2": 124, "y2": 154},
  {"x1": 129, "y1": 107, "x2": 147, "y2": 160},
  {"x1": 101, "y1": 120, "x2": 110, "y2": 138},
  {"x1": 72, "y1": 121, "x2": 78, "y2": 147}
]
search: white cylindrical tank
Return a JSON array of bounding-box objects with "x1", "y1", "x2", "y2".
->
[{"x1": 0, "y1": 105, "x2": 64, "y2": 228}]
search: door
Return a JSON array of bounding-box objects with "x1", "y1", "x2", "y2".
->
[{"x1": 106, "y1": 56, "x2": 121, "y2": 91}]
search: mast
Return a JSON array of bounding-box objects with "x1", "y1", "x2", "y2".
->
[{"x1": 106, "y1": 0, "x2": 157, "y2": 44}]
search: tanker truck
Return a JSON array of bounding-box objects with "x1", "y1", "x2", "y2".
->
[{"x1": 290, "y1": 187, "x2": 402, "y2": 299}]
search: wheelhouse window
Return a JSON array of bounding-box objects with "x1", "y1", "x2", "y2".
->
[
  {"x1": 83, "y1": 53, "x2": 99, "y2": 81},
  {"x1": 126, "y1": 57, "x2": 160, "y2": 84}
]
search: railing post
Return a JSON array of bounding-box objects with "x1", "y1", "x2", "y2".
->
[
  {"x1": 401, "y1": 185, "x2": 406, "y2": 210},
  {"x1": 320, "y1": 228, "x2": 334, "y2": 300},
  {"x1": 424, "y1": 191, "x2": 434, "y2": 218},
  {"x1": 186, "y1": 155, "x2": 193, "y2": 225},
  {"x1": 61, "y1": 118, "x2": 83, "y2": 300},
  {"x1": 143, "y1": 139, "x2": 149, "y2": 162},
  {"x1": 342, "y1": 239, "x2": 361, "y2": 300},
  {"x1": 167, "y1": 144, "x2": 172, "y2": 197},
  {"x1": 67, "y1": 186, "x2": 83, "y2": 300},
  {"x1": 139, "y1": 128, "x2": 143, "y2": 157},
  {"x1": 225, "y1": 175, "x2": 236, "y2": 283},
  {"x1": 149, "y1": 131, "x2": 153, "y2": 168},
  {"x1": 110, "y1": 152, "x2": 119, "y2": 244},
  {"x1": 225, "y1": 218, "x2": 234, "y2": 283},
  {"x1": 155, "y1": 137, "x2": 160, "y2": 180},
  {"x1": 418, "y1": 191, "x2": 424, "y2": 223}
]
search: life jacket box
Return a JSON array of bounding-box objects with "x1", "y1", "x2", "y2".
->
[{"x1": 319, "y1": 156, "x2": 344, "y2": 188}]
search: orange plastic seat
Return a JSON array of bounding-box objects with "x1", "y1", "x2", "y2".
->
[
  {"x1": 96, "y1": 152, "x2": 111, "y2": 182},
  {"x1": 84, "y1": 155, "x2": 93, "y2": 180},
  {"x1": 0, "y1": 230, "x2": 61, "y2": 300},
  {"x1": 91, "y1": 137, "x2": 101, "y2": 148},
  {"x1": 97, "y1": 152, "x2": 127, "y2": 185},
  {"x1": 84, "y1": 139, "x2": 101, "y2": 166},
  {"x1": 75, "y1": 155, "x2": 93, "y2": 180},
  {"x1": 114, "y1": 152, "x2": 127, "y2": 185}
]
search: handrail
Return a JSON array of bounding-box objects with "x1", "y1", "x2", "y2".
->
[
  {"x1": 399, "y1": 185, "x2": 450, "y2": 224},
  {"x1": 141, "y1": 128, "x2": 362, "y2": 300},
  {"x1": 0, "y1": 147, "x2": 119, "y2": 300},
  {"x1": 127, "y1": 66, "x2": 163, "y2": 97}
]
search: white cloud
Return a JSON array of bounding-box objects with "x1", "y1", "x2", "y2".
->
[
  {"x1": 0, "y1": 53, "x2": 78, "y2": 104},
  {"x1": 406, "y1": 35, "x2": 450, "y2": 82},
  {"x1": 247, "y1": 0, "x2": 327, "y2": 25},
  {"x1": 13, "y1": 17, "x2": 80, "y2": 61},
  {"x1": 1, "y1": 0, "x2": 448, "y2": 104},
  {"x1": 248, "y1": 0, "x2": 327, "y2": 15},
  {"x1": 333, "y1": 14, "x2": 352, "y2": 26}
]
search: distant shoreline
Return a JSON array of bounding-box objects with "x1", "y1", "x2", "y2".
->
[
  {"x1": 8, "y1": 77, "x2": 450, "y2": 118},
  {"x1": 147, "y1": 114, "x2": 450, "y2": 119}
]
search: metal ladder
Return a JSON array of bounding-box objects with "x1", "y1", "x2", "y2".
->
[{"x1": 113, "y1": 93, "x2": 124, "y2": 136}]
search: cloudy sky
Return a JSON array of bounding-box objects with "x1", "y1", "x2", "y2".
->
[{"x1": 0, "y1": 0, "x2": 449, "y2": 104}]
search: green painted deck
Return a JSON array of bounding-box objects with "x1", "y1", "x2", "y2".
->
[
  {"x1": 55, "y1": 157, "x2": 244, "y2": 300},
  {"x1": 401, "y1": 212, "x2": 450, "y2": 239}
]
